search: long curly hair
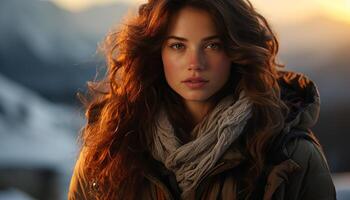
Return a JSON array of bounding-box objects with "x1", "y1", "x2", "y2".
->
[{"x1": 78, "y1": 0, "x2": 289, "y2": 199}]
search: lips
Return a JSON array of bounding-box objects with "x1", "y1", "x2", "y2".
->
[
  {"x1": 182, "y1": 77, "x2": 209, "y2": 83},
  {"x1": 182, "y1": 77, "x2": 209, "y2": 89}
]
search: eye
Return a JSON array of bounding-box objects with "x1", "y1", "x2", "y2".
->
[
  {"x1": 169, "y1": 43, "x2": 185, "y2": 50},
  {"x1": 205, "y1": 42, "x2": 222, "y2": 50}
]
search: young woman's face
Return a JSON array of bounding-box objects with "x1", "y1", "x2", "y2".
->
[{"x1": 161, "y1": 6, "x2": 231, "y2": 105}]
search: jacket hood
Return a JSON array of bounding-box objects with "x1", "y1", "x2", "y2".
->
[{"x1": 277, "y1": 70, "x2": 321, "y2": 133}]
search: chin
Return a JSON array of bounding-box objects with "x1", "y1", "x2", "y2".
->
[{"x1": 181, "y1": 93, "x2": 213, "y2": 102}]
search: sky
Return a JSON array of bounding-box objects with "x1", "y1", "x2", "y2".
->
[
  {"x1": 52, "y1": 0, "x2": 143, "y2": 10},
  {"x1": 52, "y1": 0, "x2": 350, "y2": 24}
]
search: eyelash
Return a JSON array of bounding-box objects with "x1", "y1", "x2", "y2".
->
[
  {"x1": 169, "y1": 42, "x2": 222, "y2": 50},
  {"x1": 169, "y1": 43, "x2": 183, "y2": 50},
  {"x1": 206, "y1": 43, "x2": 221, "y2": 50}
]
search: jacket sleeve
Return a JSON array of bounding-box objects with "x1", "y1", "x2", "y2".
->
[
  {"x1": 68, "y1": 148, "x2": 93, "y2": 200},
  {"x1": 286, "y1": 138, "x2": 337, "y2": 200}
]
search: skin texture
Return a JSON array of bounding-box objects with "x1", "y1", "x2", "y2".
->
[{"x1": 161, "y1": 6, "x2": 232, "y2": 124}]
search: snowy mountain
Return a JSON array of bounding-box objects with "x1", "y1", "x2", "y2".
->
[
  {"x1": 0, "y1": 0, "x2": 88, "y2": 62},
  {"x1": 0, "y1": 0, "x2": 130, "y2": 103}
]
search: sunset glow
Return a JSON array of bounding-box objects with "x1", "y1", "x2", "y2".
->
[
  {"x1": 316, "y1": 0, "x2": 350, "y2": 24},
  {"x1": 52, "y1": 0, "x2": 144, "y2": 11},
  {"x1": 52, "y1": 0, "x2": 350, "y2": 24}
]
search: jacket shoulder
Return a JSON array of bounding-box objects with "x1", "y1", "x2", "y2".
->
[
  {"x1": 284, "y1": 136, "x2": 336, "y2": 199},
  {"x1": 68, "y1": 148, "x2": 95, "y2": 200},
  {"x1": 285, "y1": 135, "x2": 328, "y2": 171}
]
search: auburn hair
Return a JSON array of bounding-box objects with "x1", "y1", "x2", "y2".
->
[{"x1": 78, "y1": 0, "x2": 289, "y2": 199}]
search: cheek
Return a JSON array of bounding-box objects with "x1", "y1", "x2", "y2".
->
[
  {"x1": 162, "y1": 51, "x2": 180, "y2": 82},
  {"x1": 208, "y1": 55, "x2": 231, "y2": 75}
]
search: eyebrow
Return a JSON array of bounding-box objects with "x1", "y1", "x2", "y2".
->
[{"x1": 165, "y1": 35, "x2": 220, "y2": 42}]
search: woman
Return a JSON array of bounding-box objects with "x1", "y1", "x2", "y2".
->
[{"x1": 68, "y1": 0, "x2": 336, "y2": 199}]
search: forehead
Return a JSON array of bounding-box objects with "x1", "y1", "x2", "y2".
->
[{"x1": 166, "y1": 6, "x2": 218, "y2": 39}]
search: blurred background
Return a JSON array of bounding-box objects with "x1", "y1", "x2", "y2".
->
[{"x1": 0, "y1": 0, "x2": 349, "y2": 199}]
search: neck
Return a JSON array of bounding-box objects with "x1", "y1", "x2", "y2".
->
[{"x1": 184, "y1": 100, "x2": 214, "y2": 126}]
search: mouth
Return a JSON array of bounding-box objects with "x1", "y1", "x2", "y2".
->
[
  {"x1": 182, "y1": 77, "x2": 209, "y2": 89},
  {"x1": 182, "y1": 77, "x2": 209, "y2": 83}
]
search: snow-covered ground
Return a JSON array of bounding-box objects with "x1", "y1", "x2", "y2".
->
[
  {"x1": 0, "y1": 74, "x2": 83, "y2": 200},
  {"x1": 333, "y1": 173, "x2": 350, "y2": 200},
  {"x1": 0, "y1": 188, "x2": 35, "y2": 200}
]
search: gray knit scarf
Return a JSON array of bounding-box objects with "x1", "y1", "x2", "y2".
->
[{"x1": 150, "y1": 90, "x2": 253, "y2": 199}]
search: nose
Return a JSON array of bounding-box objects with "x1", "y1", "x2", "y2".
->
[{"x1": 187, "y1": 49, "x2": 206, "y2": 71}]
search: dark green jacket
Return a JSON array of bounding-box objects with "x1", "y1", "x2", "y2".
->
[{"x1": 68, "y1": 71, "x2": 336, "y2": 200}]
